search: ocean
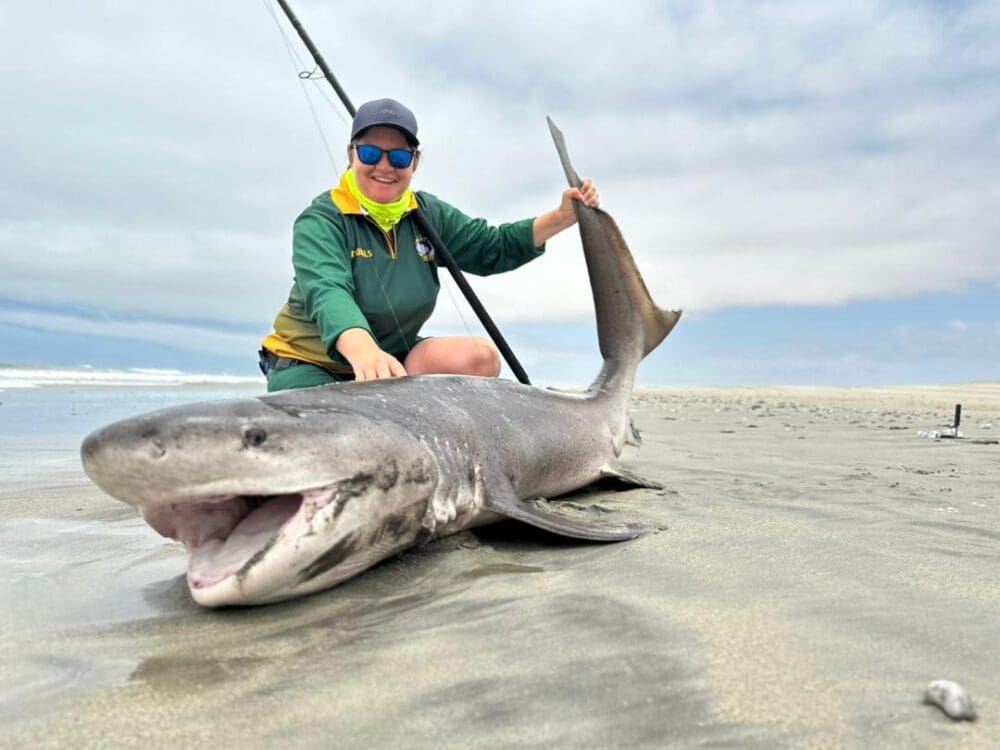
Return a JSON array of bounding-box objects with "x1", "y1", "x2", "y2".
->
[{"x1": 0, "y1": 366, "x2": 263, "y2": 489}]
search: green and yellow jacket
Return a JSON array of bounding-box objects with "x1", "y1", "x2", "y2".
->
[{"x1": 261, "y1": 173, "x2": 544, "y2": 373}]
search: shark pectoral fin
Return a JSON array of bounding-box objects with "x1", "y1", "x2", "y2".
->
[
  {"x1": 484, "y1": 484, "x2": 646, "y2": 542},
  {"x1": 598, "y1": 464, "x2": 665, "y2": 491}
]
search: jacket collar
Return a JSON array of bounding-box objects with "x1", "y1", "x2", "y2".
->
[{"x1": 329, "y1": 172, "x2": 419, "y2": 215}]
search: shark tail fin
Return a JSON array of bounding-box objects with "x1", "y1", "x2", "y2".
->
[
  {"x1": 644, "y1": 307, "x2": 682, "y2": 358},
  {"x1": 547, "y1": 116, "x2": 681, "y2": 365}
]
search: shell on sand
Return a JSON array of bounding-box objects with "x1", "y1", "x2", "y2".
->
[{"x1": 924, "y1": 679, "x2": 977, "y2": 721}]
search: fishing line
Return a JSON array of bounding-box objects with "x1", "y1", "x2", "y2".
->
[
  {"x1": 261, "y1": 1, "x2": 352, "y2": 127},
  {"x1": 369, "y1": 243, "x2": 415, "y2": 357},
  {"x1": 439, "y1": 273, "x2": 477, "y2": 339},
  {"x1": 260, "y1": 0, "x2": 343, "y2": 173}
]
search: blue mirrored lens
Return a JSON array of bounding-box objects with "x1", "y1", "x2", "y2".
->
[
  {"x1": 387, "y1": 149, "x2": 414, "y2": 168},
  {"x1": 355, "y1": 144, "x2": 383, "y2": 165}
]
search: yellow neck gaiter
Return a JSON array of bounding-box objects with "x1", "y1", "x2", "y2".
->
[{"x1": 344, "y1": 169, "x2": 413, "y2": 234}]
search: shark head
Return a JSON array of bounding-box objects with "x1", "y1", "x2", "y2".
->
[{"x1": 81, "y1": 391, "x2": 438, "y2": 606}]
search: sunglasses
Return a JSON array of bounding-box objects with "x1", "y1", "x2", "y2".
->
[{"x1": 353, "y1": 144, "x2": 416, "y2": 169}]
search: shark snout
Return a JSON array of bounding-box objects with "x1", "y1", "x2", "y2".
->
[
  {"x1": 80, "y1": 429, "x2": 102, "y2": 478},
  {"x1": 81, "y1": 422, "x2": 133, "y2": 490},
  {"x1": 81, "y1": 424, "x2": 121, "y2": 495},
  {"x1": 80, "y1": 416, "x2": 181, "y2": 501}
]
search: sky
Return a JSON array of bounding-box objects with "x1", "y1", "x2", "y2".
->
[{"x1": 1, "y1": 1, "x2": 997, "y2": 387}]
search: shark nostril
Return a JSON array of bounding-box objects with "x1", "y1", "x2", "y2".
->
[{"x1": 243, "y1": 425, "x2": 268, "y2": 448}]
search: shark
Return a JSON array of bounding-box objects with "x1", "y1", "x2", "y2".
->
[{"x1": 80, "y1": 119, "x2": 682, "y2": 607}]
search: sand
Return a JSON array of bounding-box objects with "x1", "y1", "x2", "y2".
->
[{"x1": 1, "y1": 384, "x2": 998, "y2": 747}]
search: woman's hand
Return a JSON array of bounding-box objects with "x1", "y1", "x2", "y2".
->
[
  {"x1": 532, "y1": 178, "x2": 600, "y2": 246},
  {"x1": 561, "y1": 178, "x2": 600, "y2": 213},
  {"x1": 336, "y1": 328, "x2": 407, "y2": 381}
]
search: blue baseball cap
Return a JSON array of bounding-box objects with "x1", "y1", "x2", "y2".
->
[{"x1": 350, "y1": 98, "x2": 419, "y2": 146}]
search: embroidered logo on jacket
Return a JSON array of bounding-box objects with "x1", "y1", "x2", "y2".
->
[
  {"x1": 351, "y1": 247, "x2": 374, "y2": 259},
  {"x1": 415, "y1": 235, "x2": 435, "y2": 263}
]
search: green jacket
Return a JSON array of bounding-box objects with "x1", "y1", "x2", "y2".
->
[{"x1": 262, "y1": 173, "x2": 544, "y2": 373}]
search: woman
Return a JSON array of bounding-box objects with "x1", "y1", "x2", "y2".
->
[{"x1": 259, "y1": 98, "x2": 599, "y2": 391}]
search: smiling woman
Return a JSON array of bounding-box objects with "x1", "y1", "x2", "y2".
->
[{"x1": 258, "y1": 97, "x2": 601, "y2": 390}]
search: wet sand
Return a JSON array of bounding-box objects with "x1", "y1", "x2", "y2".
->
[{"x1": 2, "y1": 384, "x2": 998, "y2": 747}]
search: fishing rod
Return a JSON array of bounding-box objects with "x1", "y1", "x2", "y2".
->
[{"x1": 273, "y1": 0, "x2": 531, "y2": 385}]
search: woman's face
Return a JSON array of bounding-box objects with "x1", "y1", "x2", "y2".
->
[{"x1": 349, "y1": 126, "x2": 418, "y2": 204}]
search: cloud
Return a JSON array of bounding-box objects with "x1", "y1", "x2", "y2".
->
[
  {"x1": 0, "y1": 304, "x2": 257, "y2": 358},
  {"x1": 1, "y1": 0, "x2": 998, "y2": 364}
]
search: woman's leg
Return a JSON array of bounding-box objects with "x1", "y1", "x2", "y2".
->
[{"x1": 404, "y1": 337, "x2": 501, "y2": 377}]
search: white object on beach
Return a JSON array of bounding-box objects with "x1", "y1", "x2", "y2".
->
[
  {"x1": 917, "y1": 428, "x2": 963, "y2": 440},
  {"x1": 924, "y1": 679, "x2": 977, "y2": 721}
]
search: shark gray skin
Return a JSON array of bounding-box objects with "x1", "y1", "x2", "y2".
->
[{"x1": 80, "y1": 119, "x2": 681, "y2": 607}]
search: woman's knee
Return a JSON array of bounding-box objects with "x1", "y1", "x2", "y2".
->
[
  {"x1": 471, "y1": 339, "x2": 501, "y2": 376},
  {"x1": 406, "y1": 337, "x2": 500, "y2": 377},
  {"x1": 451, "y1": 337, "x2": 499, "y2": 376}
]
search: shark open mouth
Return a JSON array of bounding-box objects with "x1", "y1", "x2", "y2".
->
[{"x1": 164, "y1": 487, "x2": 336, "y2": 590}]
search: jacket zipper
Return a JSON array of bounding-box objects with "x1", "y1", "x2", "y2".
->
[{"x1": 362, "y1": 215, "x2": 397, "y2": 259}]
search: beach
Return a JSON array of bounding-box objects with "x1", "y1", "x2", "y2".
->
[{"x1": 1, "y1": 380, "x2": 998, "y2": 747}]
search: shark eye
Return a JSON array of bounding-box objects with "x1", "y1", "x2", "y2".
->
[{"x1": 242, "y1": 425, "x2": 268, "y2": 448}]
